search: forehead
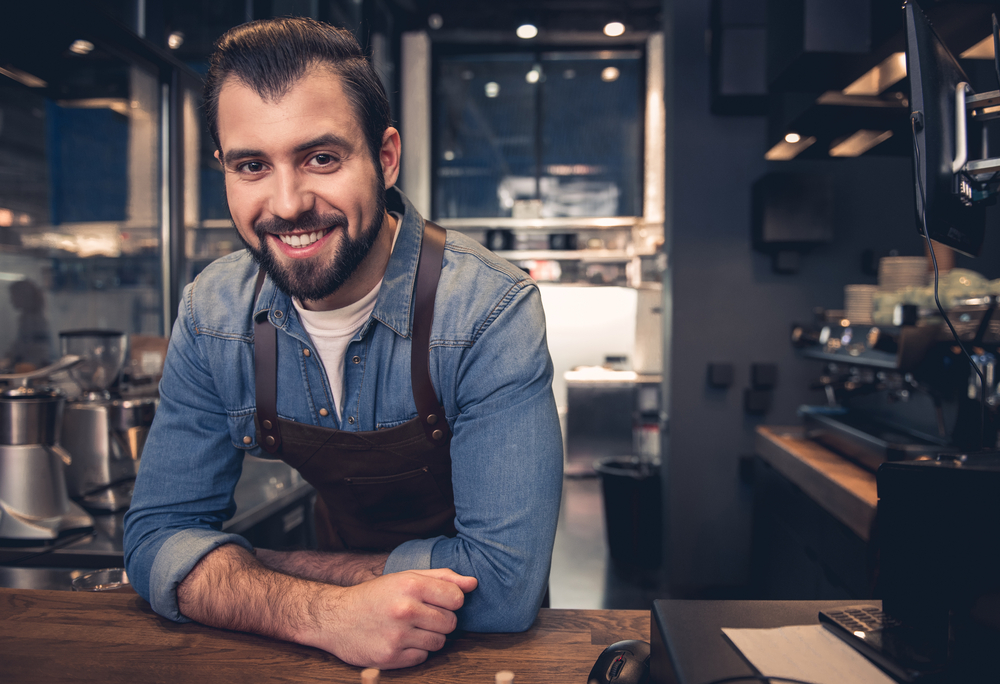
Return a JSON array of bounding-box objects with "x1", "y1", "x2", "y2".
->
[{"x1": 215, "y1": 67, "x2": 363, "y2": 151}]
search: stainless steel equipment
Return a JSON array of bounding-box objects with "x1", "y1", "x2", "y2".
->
[
  {"x1": 59, "y1": 331, "x2": 156, "y2": 511},
  {"x1": 0, "y1": 357, "x2": 93, "y2": 541}
]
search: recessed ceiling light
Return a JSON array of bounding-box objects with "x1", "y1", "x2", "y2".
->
[
  {"x1": 604, "y1": 22, "x2": 625, "y2": 37},
  {"x1": 428, "y1": 13, "x2": 444, "y2": 30},
  {"x1": 167, "y1": 31, "x2": 185, "y2": 50},
  {"x1": 526, "y1": 68, "x2": 541, "y2": 84},
  {"x1": 485, "y1": 82, "x2": 500, "y2": 98},
  {"x1": 784, "y1": 132, "x2": 801, "y2": 144},
  {"x1": 516, "y1": 24, "x2": 538, "y2": 39},
  {"x1": 69, "y1": 39, "x2": 94, "y2": 55},
  {"x1": 601, "y1": 66, "x2": 620, "y2": 82}
]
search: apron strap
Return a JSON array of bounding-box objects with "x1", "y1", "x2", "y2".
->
[
  {"x1": 412, "y1": 221, "x2": 449, "y2": 443},
  {"x1": 253, "y1": 268, "x2": 282, "y2": 454}
]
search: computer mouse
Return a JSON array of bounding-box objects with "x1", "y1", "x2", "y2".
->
[{"x1": 587, "y1": 639, "x2": 651, "y2": 684}]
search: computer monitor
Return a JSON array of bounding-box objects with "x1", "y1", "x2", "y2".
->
[{"x1": 905, "y1": 0, "x2": 988, "y2": 257}]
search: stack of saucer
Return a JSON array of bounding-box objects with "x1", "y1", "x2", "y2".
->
[
  {"x1": 878, "y1": 256, "x2": 929, "y2": 291},
  {"x1": 844, "y1": 284, "x2": 879, "y2": 325}
]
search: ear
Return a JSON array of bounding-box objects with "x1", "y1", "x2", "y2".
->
[
  {"x1": 379, "y1": 127, "x2": 401, "y2": 189},
  {"x1": 214, "y1": 149, "x2": 222, "y2": 165}
]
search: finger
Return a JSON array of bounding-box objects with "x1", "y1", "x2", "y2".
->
[
  {"x1": 411, "y1": 568, "x2": 479, "y2": 593},
  {"x1": 410, "y1": 601, "x2": 458, "y2": 635},
  {"x1": 417, "y1": 577, "x2": 467, "y2": 611}
]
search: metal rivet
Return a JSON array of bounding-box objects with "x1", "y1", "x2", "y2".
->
[
  {"x1": 426, "y1": 414, "x2": 438, "y2": 425},
  {"x1": 243, "y1": 436, "x2": 252, "y2": 444},
  {"x1": 432, "y1": 429, "x2": 443, "y2": 440},
  {"x1": 303, "y1": 349, "x2": 311, "y2": 357},
  {"x1": 348, "y1": 416, "x2": 355, "y2": 424},
  {"x1": 265, "y1": 435, "x2": 275, "y2": 446},
  {"x1": 274, "y1": 310, "x2": 283, "y2": 318},
  {"x1": 352, "y1": 356, "x2": 361, "y2": 364},
  {"x1": 319, "y1": 408, "x2": 329, "y2": 417},
  {"x1": 262, "y1": 419, "x2": 272, "y2": 430}
]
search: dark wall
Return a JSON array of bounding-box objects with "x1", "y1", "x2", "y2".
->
[{"x1": 663, "y1": 0, "x2": 1000, "y2": 594}]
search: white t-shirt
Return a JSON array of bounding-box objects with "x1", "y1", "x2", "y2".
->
[{"x1": 293, "y1": 282, "x2": 380, "y2": 421}]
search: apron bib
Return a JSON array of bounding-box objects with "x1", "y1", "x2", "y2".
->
[{"x1": 252, "y1": 222, "x2": 456, "y2": 551}]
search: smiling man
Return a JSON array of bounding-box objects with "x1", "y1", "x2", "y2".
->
[{"x1": 123, "y1": 18, "x2": 562, "y2": 670}]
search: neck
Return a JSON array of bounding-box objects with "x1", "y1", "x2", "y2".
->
[{"x1": 299, "y1": 212, "x2": 397, "y2": 312}]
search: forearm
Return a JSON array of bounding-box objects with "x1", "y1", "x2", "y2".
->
[
  {"x1": 254, "y1": 548, "x2": 388, "y2": 586},
  {"x1": 177, "y1": 543, "x2": 340, "y2": 645}
]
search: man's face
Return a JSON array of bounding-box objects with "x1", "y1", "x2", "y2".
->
[{"x1": 215, "y1": 67, "x2": 392, "y2": 304}]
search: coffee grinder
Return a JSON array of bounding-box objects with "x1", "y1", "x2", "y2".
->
[
  {"x1": 0, "y1": 356, "x2": 94, "y2": 541},
  {"x1": 59, "y1": 330, "x2": 153, "y2": 512}
]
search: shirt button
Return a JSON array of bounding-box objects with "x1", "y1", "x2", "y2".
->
[
  {"x1": 319, "y1": 408, "x2": 329, "y2": 417},
  {"x1": 348, "y1": 416, "x2": 355, "y2": 424},
  {"x1": 274, "y1": 310, "x2": 283, "y2": 319},
  {"x1": 303, "y1": 349, "x2": 311, "y2": 357},
  {"x1": 352, "y1": 356, "x2": 361, "y2": 364},
  {"x1": 243, "y1": 436, "x2": 251, "y2": 444}
]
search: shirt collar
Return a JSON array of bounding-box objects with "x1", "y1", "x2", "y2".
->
[{"x1": 252, "y1": 186, "x2": 424, "y2": 340}]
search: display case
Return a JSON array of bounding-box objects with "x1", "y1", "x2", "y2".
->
[{"x1": 0, "y1": 5, "x2": 200, "y2": 370}]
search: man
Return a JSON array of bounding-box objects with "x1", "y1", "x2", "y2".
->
[{"x1": 123, "y1": 17, "x2": 563, "y2": 670}]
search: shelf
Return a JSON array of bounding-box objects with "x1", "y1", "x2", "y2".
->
[
  {"x1": 434, "y1": 216, "x2": 657, "y2": 231},
  {"x1": 496, "y1": 249, "x2": 641, "y2": 262}
]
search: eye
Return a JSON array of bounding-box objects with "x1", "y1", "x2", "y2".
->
[
  {"x1": 237, "y1": 161, "x2": 266, "y2": 174},
  {"x1": 310, "y1": 153, "x2": 338, "y2": 167}
]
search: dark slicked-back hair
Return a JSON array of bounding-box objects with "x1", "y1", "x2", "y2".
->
[{"x1": 203, "y1": 17, "x2": 391, "y2": 170}]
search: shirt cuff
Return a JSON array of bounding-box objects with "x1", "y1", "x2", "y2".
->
[
  {"x1": 383, "y1": 535, "x2": 442, "y2": 574},
  {"x1": 149, "y1": 528, "x2": 254, "y2": 622}
]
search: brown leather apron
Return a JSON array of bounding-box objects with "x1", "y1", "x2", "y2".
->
[{"x1": 252, "y1": 221, "x2": 457, "y2": 552}]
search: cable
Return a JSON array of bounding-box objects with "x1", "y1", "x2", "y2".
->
[
  {"x1": 911, "y1": 114, "x2": 989, "y2": 450},
  {"x1": 699, "y1": 676, "x2": 819, "y2": 684}
]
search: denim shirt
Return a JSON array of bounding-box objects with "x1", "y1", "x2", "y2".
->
[{"x1": 123, "y1": 188, "x2": 563, "y2": 632}]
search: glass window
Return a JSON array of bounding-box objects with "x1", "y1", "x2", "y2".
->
[
  {"x1": 433, "y1": 49, "x2": 643, "y2": 219},
  {"x1": 0, "y1": 36, "x2": 162, "y2": 373}
]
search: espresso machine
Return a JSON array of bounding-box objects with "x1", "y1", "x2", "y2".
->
[
  {"x1": 0, "y1": 356, "x2": 94, "y2": 541},
  {"x1": 59, "y1": 330, "x2": 157, "y2": 512}
]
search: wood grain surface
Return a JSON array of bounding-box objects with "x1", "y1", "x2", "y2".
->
[
  {"x1": 755, "y1": 425, "x2": 877, "y2": 541},
  {"x1": 0, "y1": 588, "x2": 648, "y2": 684}
]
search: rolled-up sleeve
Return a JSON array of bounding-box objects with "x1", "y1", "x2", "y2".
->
[
  {"x1": 385, "y1": 281, "x2": 563, "y2": 632},
  {"x1": 123, "y1": 295, "x2": 248, "y2": 620}
]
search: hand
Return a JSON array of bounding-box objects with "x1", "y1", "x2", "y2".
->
[{"x1": 302, "y1": 568, "x2": 478, "y2": 669}]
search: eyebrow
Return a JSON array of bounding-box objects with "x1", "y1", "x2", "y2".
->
[{"x1": 221, "y1": 134, "x2": 354, "y2": 167}]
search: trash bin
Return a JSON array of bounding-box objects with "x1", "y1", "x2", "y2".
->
[{"x1": 595, "y1": 457, "x2": 662, "y2": 568}]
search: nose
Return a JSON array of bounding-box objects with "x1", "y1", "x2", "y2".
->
[{"x1": 270, "y1": 167, "x2": 314, "y2": 221}]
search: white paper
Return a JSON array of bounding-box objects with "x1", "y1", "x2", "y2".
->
[{"x1": 721, "y1": 624, "x2": 897, "y2": 684}]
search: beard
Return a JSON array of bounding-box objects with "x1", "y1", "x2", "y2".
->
[{"x1": 236, "y1": 187, "x2": 387, "y2": 303}]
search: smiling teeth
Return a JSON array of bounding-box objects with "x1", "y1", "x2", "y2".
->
[{"x1": 278, "y1": 230, "x2": 327, "y2": 248}]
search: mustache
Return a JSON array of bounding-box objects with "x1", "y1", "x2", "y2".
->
[{"x1": 253, "y1": 211, "x2": 348, "y2": 236}]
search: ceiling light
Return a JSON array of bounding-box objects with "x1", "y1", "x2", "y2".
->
[
  {"x1": 784, "y1": 132, "x2": 801, "y2": 144},
  {"x1": 525, "y1": 68, "x2": 541, "y2": 84},
  {"x1": 485, "y1": 82, "x2": 500, "y2": 98},
  {"x1": 443, "y1": 150, "x2": 455, "y2": 161},
  {"x1": 69, "y1": 39, "x2": 94, "y2": 55},
  {"x1": 563, "y1": 69, "x2": 576, "y2": 79},
  {"x1": 428, "y1": 13, "x2": 444, "y2": 30},
  {"x1": 604, "y1": 22, "x2": 625, "y2": 37},
  {"x1": 0, "y1": 65, "x2": 47, "y2": 88},
  {"x1": 516, "y1": 24, "x2": 538, "y2": 40},
  {"x1": 765, "y1": 136, "x2": 816, "y2": 161},
  {"x1": 961, "y1": 35, "x2": 994, "y2": 59},
  {"x1": 601, "y1": 66, "x2": 620, "y2": 82},
  {"x1": 829, "y1": 129, "x2": 893, "y2": 157},
  {"x1": 842, "y1": 52, "x2": 906, "y2": 96},
  {"x1": 167, "y1": 31, "x2": 185, "y2": 50}
]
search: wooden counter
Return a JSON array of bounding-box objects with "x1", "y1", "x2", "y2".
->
[
  {"x1": 0, "y1": 588, "x2": 648, "y2": 684},
  {"x1": 755, "y1": 425, "x2": 877, "y2": 542}
]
